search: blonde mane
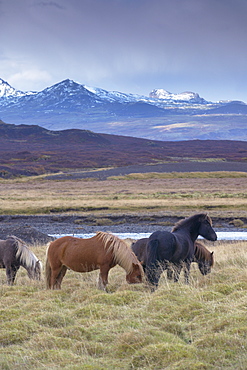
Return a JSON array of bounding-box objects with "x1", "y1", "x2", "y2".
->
[
  {"x1": 95, "y1": 231, "x2": 140, "y2": 273},
  {"x1": 10, "y1": 236, "x2": 41, "y2": 269}
]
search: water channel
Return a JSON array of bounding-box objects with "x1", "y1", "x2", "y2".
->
[{"x1": 51, "y1": 231, "x2": 247, "y2": 241}]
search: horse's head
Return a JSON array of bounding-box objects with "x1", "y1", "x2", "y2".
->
[
  {"x1": 197, "y1": 252, "x2": 214, "y2": 275},
  {"x1": 28, "y1": 260, "x2": 42, "y2": 280},
  {"x1": 199, "y1": 214, "x2": 217, "y2": 241},
  {"x1": 126, "y1": 262, "x2": 144, "y2": 284},
  {"x1": 197, "y1": 251, "x2": 214, "y2": 275},
  {"x1": 35, "y1": 260, "x2": 42, "y2": 280}
]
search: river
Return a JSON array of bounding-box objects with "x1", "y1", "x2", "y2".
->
[{"x1": 51, "y1": 231, "x2": 247, "y2": 241}]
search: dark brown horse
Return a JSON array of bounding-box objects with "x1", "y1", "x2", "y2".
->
[
  {"x1": 45, "y1": 231, "x2": 144, "y2": 290},
  {"x1": 163, "y1": 240, "x2": 215, "y2": 282},
  {"x1": 193, "y1": 240, "x2": 214, "y2": 275},
  {"x1": 136, "y1": 214, "x2": 216, "y2": 289},
  {"x1": 131, "y1": 238, "x2": 214, "y2": 281},
  {"x1": 0, "y1": 236, "x2": 42, "y2": 285}
]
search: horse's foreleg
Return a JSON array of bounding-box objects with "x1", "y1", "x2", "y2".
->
[{"x1": 97, "y1": 266, "x2": 110, "y2": 291}]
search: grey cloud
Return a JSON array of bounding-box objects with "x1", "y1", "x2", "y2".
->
[{"x1": 1, "y1": 0, "x2": 247, "y2": 102}]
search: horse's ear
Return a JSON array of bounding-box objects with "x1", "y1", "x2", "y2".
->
[
  {"x1": 211, "y1": 251, "x2": 214, "y2": 255},
  {"x1": 132, "y1": 262, "x2": 138, "y2": 267}
]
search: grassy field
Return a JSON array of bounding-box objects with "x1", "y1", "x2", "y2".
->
[
  {"x1": 0, "y1": 172, "x2": 247, "y2": 369},
  {"x1": 0, "y1": 240, "x2": 247, "y2": 369},
  {"x1": 0, "y1": 172, "x2": 247, "y2": 219}
]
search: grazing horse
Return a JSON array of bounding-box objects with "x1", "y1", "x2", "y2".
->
[
  {"x1": 45, "y1": 231, "x2": 144, "y2": 290},
  {"x1": 131, "y1": 238, "x2": 214, "y2": 281},
  {"x1": 193, "y1": 240, "x2": 214, "y2": 275},
  {"x1": 144, "y1": 213, "x2": 217, "y2": 289},
  {"x1": 0, "y1": 236, "x2": 42, "y2": 285}
]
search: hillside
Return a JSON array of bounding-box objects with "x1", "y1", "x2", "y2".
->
[{"x1": 0, "y1": 121, "x2": 247, "y2": 178}]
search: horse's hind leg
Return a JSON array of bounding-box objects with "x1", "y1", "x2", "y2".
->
[
  {"x1": 55, "y1": 265, "x2": 67, "y2": 289},
  {"x1": 167, "y1": 268, "x2": 173, "y2": 280},
  {"x1": 166, "y1": 263, "x2": 174, "y2": 280},
  {"x1": 50, "y1": 265, "x2": 67, "y2": 289},
  {"x1": 6, "y1": 265, "x2": 19, "y2": 285},
  {"x1": 173, "y1": 263, "x2": 183, "y2": 282},
  {"x1": 183, "y1": 261, "x2": 191, "y2": 284},
  {"x1": 146, "y1": 263, "x2": 163, "y2": 291}
]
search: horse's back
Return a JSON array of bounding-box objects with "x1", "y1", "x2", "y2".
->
[
  {"x1": 47, "y1": 234, "x2": 109, "y2": 272},
  {"x1": 148, "y1": 230, "x2": 176, "y2": 261},
  {"x1": 149, "y1": 230, "x2": 174, "y2": 242},
  {"x1": 0, "y1": 238, "x2": 18, "y2": 265}
]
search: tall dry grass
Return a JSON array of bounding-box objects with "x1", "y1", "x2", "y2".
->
[
  {"x1": 1, "y1": 240, "x2": 247, "y2": 369},
  {"x1": 0, "y1": 172, "x2": 246, "y2": 217}
]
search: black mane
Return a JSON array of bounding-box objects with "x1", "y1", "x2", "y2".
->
[{"x1": 172, "y1": 213, "x2": 211, "y2": 232}]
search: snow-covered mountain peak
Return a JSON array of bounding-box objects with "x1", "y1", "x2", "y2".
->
[
  {"x1": 0, "y1": 78, "x2": 36, "y2": 99},
  {"x1": 149, "y1": 88, "x2": 205, "y2": 103},
  {"x1": 0, "y1": 78, "x2": 22, "y2": 98},
  {"x1": 42, "y1": 79, "x2": 96, "y2": 98}
]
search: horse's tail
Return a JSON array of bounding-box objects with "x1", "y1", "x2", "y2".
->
[
  {"x1": 146, "y1": 238, "x2": 159, "y2": 266},
  {"x1": 45, "y1": 243, "x2": 52, "y2": 289},
  {"x1": 145, "y1": 238, "x2": 160, "y2": 287}
]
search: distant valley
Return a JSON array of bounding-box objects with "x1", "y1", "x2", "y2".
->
[
  {"x1": 0, "y1": 120, "x2": 247, "y2": 178},
  {"x1": 0, "y1": 78, "x2": 247, "y2": 141}
]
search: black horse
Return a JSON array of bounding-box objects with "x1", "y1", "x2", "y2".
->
[
  {"x1": 0, "y1": 236, "x2": 42, "y2": 285},
  {"x1": 131, "y1": 238, "x2": 214, "y2": 281},
  {"x1": 143, "y1": 213, "x2": 217, "y2": 289}
]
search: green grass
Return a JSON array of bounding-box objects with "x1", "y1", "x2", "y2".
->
[{"x1": 1, "y1": 241, "x2": 247, "y2": 369}]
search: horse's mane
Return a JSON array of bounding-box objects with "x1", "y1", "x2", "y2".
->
[
  {"x1": 95, "y1": 231, "x2": 141, "y2": 273},
  {"x1": 194, "y1": 241, "x2": 214, "y2": 266},
  {"x1": 172, "y1": 213, "x2": 212, "y2": 232},
  {"x1": 8, "y1": 235, "x2": 41, "y2": 269}
]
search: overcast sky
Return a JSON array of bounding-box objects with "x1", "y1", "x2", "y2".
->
[{"x1": 1, "y1": 0, "x2": 247, "y2": 102}]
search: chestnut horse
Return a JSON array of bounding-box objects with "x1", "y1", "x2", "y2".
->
[
  {"x1": 45, "y1": 231, "x2": 144, "y2": 290},
  {"x1": 0, "y1": 236, "x2": 42, "y2": 285}
]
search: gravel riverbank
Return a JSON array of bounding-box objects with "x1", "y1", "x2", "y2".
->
[{"x1": 0, "y1": 214, "x2": 246, "y2": 245}]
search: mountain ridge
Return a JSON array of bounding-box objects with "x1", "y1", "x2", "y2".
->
[{"x1": 0, "y1": 78, "x2": 247, "y2": 141}]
